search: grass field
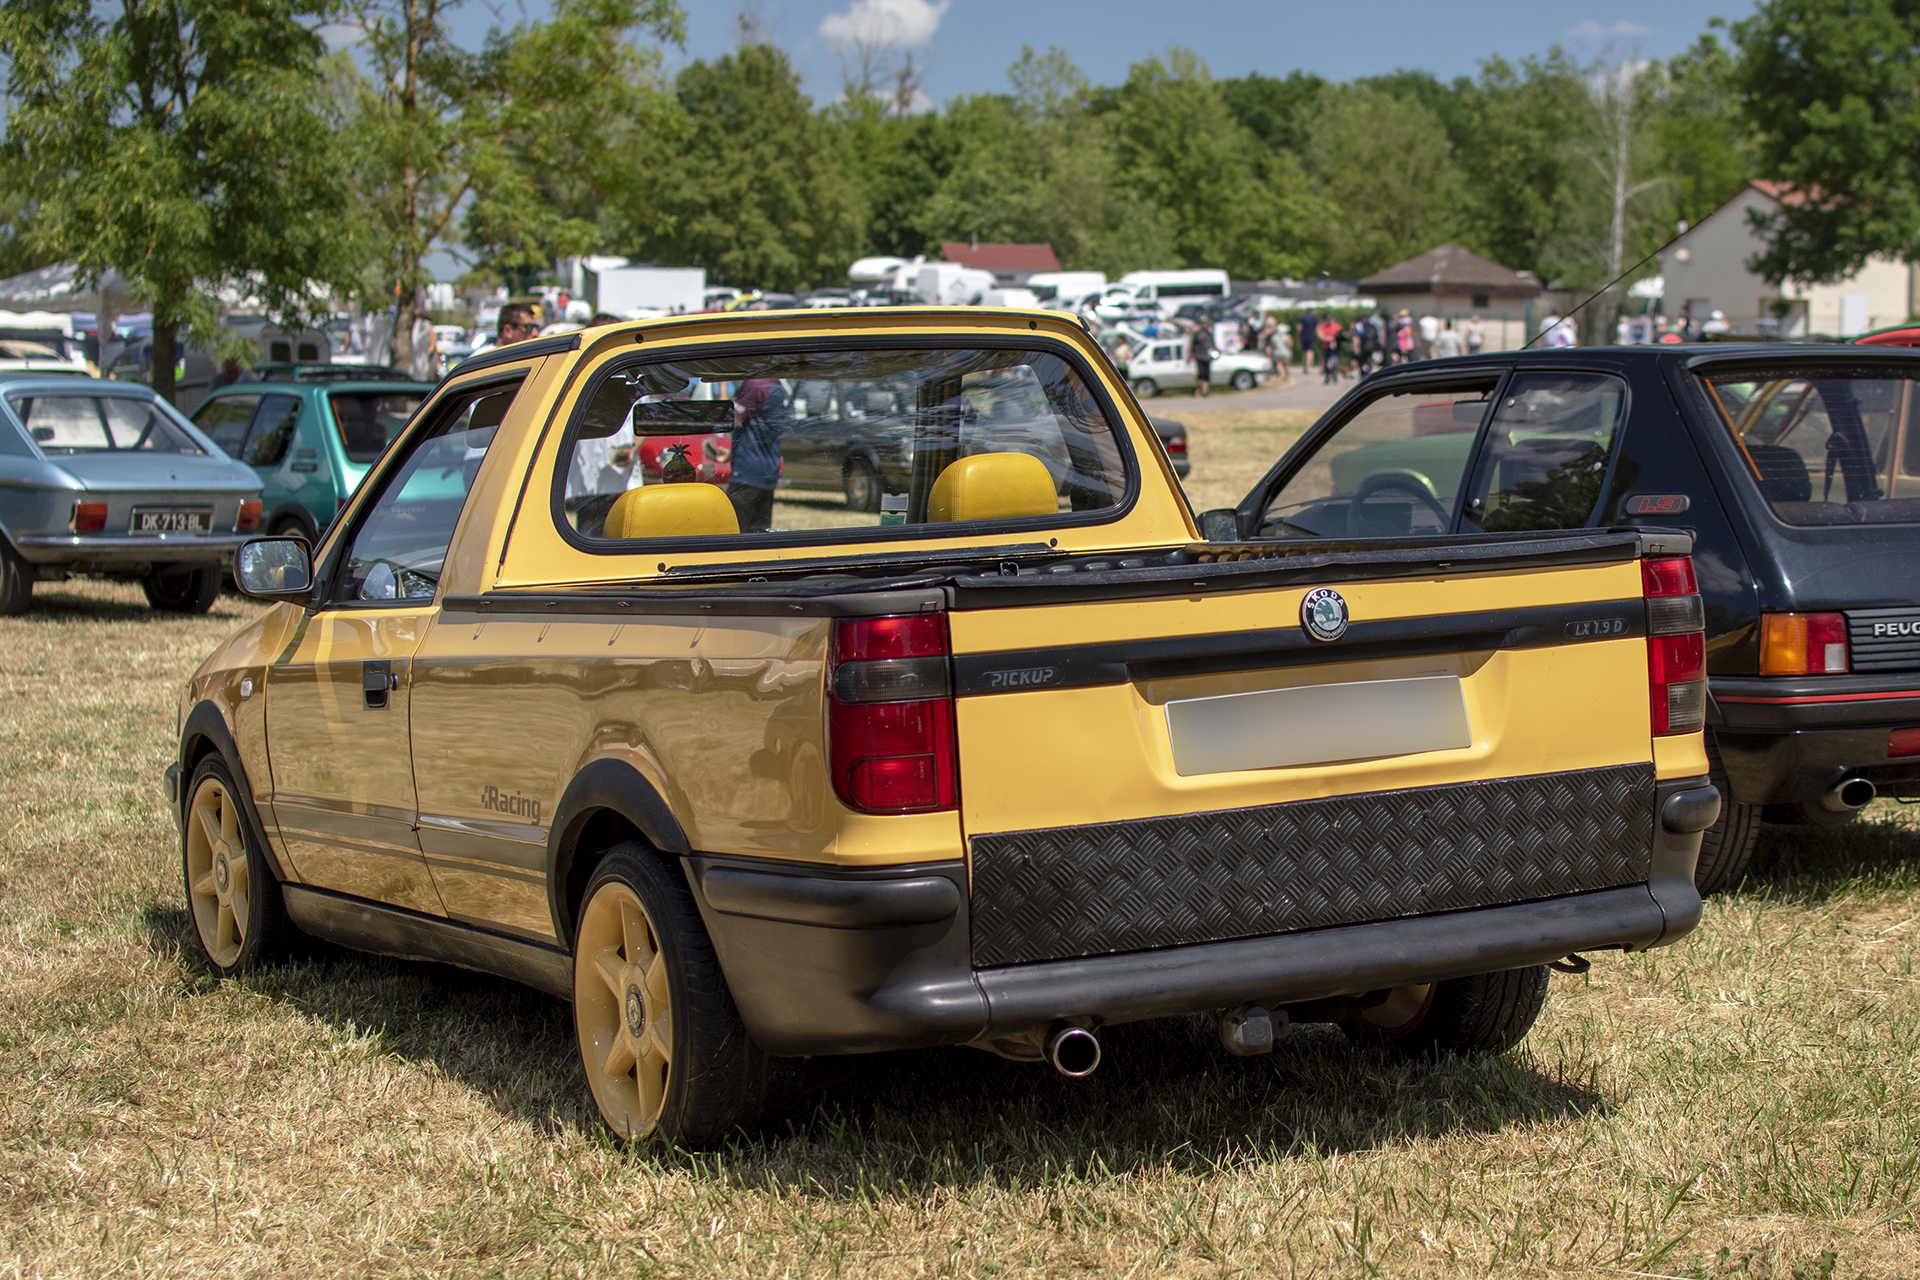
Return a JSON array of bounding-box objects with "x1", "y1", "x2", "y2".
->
[{"x1": 6, "y1": 508, "x2": 1920, "y2": 1274}]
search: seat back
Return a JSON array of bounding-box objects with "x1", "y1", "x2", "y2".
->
[
  {"x1": 604, "y1": 484, "x2": 740, "y2": 539},
  {"x1": 1746, "y1": 443, "x2": 1813, "y2": 503},
  {"x1": 928, "y1": 452, "x2": 1058, "y2": 523}
]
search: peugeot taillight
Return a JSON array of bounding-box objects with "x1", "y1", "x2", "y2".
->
[
  {"x1": 236, "y1": 499, "x2": 262, "y2": 532},
  {"x1": 1758, "y1": 612, "x2": 1849, "y2": 675},
  {"x1": 827, "y1": 614, "x2": 958, "y2": 813},
  {"x1": 70, "y1": 500, "x2": 107, "y2": 533},
  {"x1": 1643, "y1": 555, "x2": 1706, "y2": 735}
]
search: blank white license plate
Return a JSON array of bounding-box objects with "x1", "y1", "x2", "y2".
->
[
  {"x1": 130, "y1": 507, "x2": 213, "y2": 534},
  {"x1": 1165, "y1": 675, "x2": 1471, "y2": 777}
]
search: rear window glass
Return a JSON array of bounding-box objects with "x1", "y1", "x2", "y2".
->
[
  {"x1": 11, "y1": 394, "x2": 205, "y2": 455},
  {"x1": 1703, "y1": 372, "x2": 1920, "y2": 524},
  {"x1": 556, "y1": 346, "x2": 1129, "y2": 543},
  {"x1": 330, "y1": 391, "x2": 424, "y2": 464}
]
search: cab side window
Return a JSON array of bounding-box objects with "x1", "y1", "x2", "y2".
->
[
  {"x1": 192, "y1": 395, "x2": 259, "y2": 458},
  {"x1": 335, "y1": 380, "x2": 521, "y2": 603},
  {"x1": 244, "y1": 395, "x2": 302, "y2": 467},
  {"x1": 1257, "y1": 381, "x2": 1498, "y2": 537},
  {"x1": 1461, "y1": 373, "x2": 1628, "y2": 531}
]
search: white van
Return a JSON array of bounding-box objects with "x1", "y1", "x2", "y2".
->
[
  {"x1": 1024, "y1": 271, "x2": 1107, "y2": 308},
  {"x1": 914, "y1": 264, "x2": 999, "y2": 306},
  {"x1": 1115, "y1": 269, "x2": 1231, "y2": 303}
]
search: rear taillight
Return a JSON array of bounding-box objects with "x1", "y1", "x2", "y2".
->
[
  {"x1": 236, "y1": 499, "x2": 262, "y2": 532},
  {"x1": 827, "y1": 614, "x2": 958, "y2": 813},
  {"x1": 1164, "y1": 434, "x2": 1188, "y2": 457},
  {"x1": 70, "y1": 500, "x2": 107, "y2": 533},
  {"x1": 1643, "y1": 555, "x2": 1706, "y2": 735},
  {"x1": 1759, "y1": 612, "x2": 1849, "y2": 675}
]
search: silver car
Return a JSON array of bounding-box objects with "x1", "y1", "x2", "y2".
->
[{"x1": 0, "y1": 376, "x2": 262, "y2": 614}]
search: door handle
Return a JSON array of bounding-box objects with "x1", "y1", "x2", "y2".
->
[{"x1": 362, "y1": 659, "x2": 398, "y2": 709}]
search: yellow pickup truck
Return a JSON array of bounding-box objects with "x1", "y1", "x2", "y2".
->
[{"x1": 166, "y1": 309, "x2": 1718, "y2": 1144}]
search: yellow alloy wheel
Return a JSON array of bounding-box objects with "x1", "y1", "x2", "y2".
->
[
  {"x1": 185, "y1": 775, "x2": 250, "y2": 969},
  {"x1": 574, "y1": 880, "x2": 674, "y2": 1139}
]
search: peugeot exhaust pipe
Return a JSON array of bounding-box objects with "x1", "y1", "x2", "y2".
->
[
  {"x1": 1821, "y1": 776, "x2": 1877, "y2": 813},
  {"x1": 1045, "y1": 1023, "x2": 1102, "y2": 1078}
]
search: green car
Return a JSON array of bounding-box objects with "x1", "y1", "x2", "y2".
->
[{"x1": 189, "y1": 379, "x2": 432, "y2": 542}]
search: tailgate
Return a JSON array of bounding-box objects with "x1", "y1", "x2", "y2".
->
[{"x1": 947, "y1": 538, "x2": 1662, "y2": 966}]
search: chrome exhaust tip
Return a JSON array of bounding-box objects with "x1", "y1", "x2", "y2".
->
[
  {"x1": 1822, "y1": 776, "x2": 1876, "y2": 812},
  {"x1": 1045, "y1": 1024, "x2": 1101, "y2": 1078}
]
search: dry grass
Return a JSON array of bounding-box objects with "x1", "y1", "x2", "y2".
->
[
  {"x1": 5, "y1": 578, "x2": 1920, "y2": 1277},
  {"x1": 1173, "y1": 409, "x2": 1322, "y2": 513}
]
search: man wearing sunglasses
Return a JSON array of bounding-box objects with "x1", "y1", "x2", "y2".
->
[{"x1": 496, "y1": 303, "x2": 538, "y2": 346}]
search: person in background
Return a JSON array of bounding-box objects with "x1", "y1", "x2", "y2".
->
[
  {"x1": 496, "y1": 303, "x2": 537, "y2": 347},
  {"x1": 1395, "y1": 310, "x2": 1415, "y2": 364},
  {"x1": 727, "y1": 377, "x2": 790, "y2": 532},
  {"x1": 1298, "y1": 309, "x2": 1319, "y2": 372},
  {"x1": 1319, "y1": 318, "x2": 1342, "y2": 384},
  {"x1": 1357, "y1": 314, "x2": 1382, "y2": 375},
  {"x1": 1189, "y1": 322, "x2": 1215, "y2": 398},
  {"x1": 1434, "y1": 319, "x2": 1465, "y2": 359},
  {"x1": 1466, "y1": 315, "x2": 1485, "y2": 355},
  {"x1": 1418, "y1": 313, "x2": 1439, "y2": 361}
]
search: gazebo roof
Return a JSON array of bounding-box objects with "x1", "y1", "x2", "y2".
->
[{"x1": 1358, "y1": 244, "x2": 1541, "y2": 297}]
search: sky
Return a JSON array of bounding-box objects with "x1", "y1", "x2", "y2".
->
[{"x1": 453, "y1": 0, "x2": 1758, "y2": 104}]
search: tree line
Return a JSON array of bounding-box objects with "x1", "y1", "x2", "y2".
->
[{"x1": 0, "y1": 0, "x2": 1911, "y2": 394}]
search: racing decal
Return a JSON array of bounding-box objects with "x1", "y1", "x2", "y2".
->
[{"x1": 479, "y1": 785, "x2": 542, "y2": 824}]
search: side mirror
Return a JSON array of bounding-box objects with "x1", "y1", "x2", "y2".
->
[
  {"x1": 1198, "y1": 508, "x2": 1241, "y2": 541},
  {"x1": 234, "y1": 537, "x2": 313, "y2": 602}
]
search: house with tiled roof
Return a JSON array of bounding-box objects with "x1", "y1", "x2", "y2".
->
[
  {"x1": 1659, "y1": 180, "x2": 1917, "y2": 337},
  {"x1": 938, "y1": 242, "x2": 1060, "y2": 285}
]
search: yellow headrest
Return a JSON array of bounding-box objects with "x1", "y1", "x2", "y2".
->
[
  {"x1": 928, "y1": 452, "x2": 1058, "y2": 523},
  {"x1": 604, "y1": 484, "x2": 740, "y2": 539}
]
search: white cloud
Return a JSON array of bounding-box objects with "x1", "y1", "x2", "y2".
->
[
  {"x1": 315, "y1": 21, "x2": 364, "y2": 49},
  {"x1": 819, "y1": 0, "x2": 949, "y2": 49},
  {"x1": 1567, "y1": 18, "x2": 1655, "y2": 41}
]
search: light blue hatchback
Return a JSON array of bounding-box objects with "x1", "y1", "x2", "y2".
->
[{"x1": 0, "y1": 376, "x2": 262, "y2": 614}]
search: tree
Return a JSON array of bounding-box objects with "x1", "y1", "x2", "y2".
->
[
  {"x1": 0, "y1": 0, "x2": 357, "y2": 401},
  {"x1": 336, "y1": 0, "x2": 682, "y2": 362},
  {"x1": 460, "y1": 0, "x2": 686, "y2": 291},
  {"x1": 625, "y1": 46, "x2": 866, "y2": 291},
  {"x1": 1727, "y1": 0, "x2": 1920, "y2": 284},
  {"x1": 1449, "y1": 53, "x2": 1590, "y2": 280},
  {"x1": 1304, "y1": 84, "x2": 1464, "y2": 277}
]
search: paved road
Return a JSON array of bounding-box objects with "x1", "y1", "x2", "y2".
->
[{"x1": 1138, "y1": 368, "x2": 1358, "y2": 415}]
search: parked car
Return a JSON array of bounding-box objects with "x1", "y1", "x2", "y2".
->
[
  {"x1": 175, "y1": 309, "x2": 1711, "y2": 1146},
  {"x1": 1127, "y1": 342, "x2": 1275, "y2": 397},
  {"x1": 1150, "y1": 414, "x2": 1191, "y2": 478},
  {"x1": 103, "y1": 320, "x2": 332, "y2": 408},
  {"x1": 0, "y1": 376, "x2": 261, "y2": 613},
  {"x1": 189, "y1": 379, "x2": 431, "y2": 543},
  {"x1": 232, "y1": 363, "x2": 417, "y2": 385},
  {"x1": 1220, "y1": 343, "x2": 1920, "y2": 893}
]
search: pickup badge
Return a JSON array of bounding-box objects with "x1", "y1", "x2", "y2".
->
[
  {"x1": 1565, "y1": 617, "x2": 1629, "y2": 638},
  {"x1": 1300, "y1": 587, "x2": 1349, "y2": 642},
  {"x1": 985, "y1": 666, "x2": 1061, "y2": 690}
]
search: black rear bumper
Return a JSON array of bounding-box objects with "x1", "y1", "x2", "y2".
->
[
  {"x1": 686, "y1": 773, "x2": 1714, "y2": 1057},
  {"x1": 1712, "y1": 675, "x2": 1920, "y2": 804}
]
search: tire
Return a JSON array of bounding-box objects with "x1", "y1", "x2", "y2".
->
[
  {"x1": 182, "y1": 755, "x2": 294, "y2": 976},
  {"x1": 572, "y1": 843, "x2": 770, "y2": 1145},
  {"x1": 0, "y1": 538, "x2": 31, "y2": 616},
  {"x1": 1344, "y1": 966, "x2": 1550, "y2": 1058},
  {"x1": 143, "y1": 564, "x2": 221, "y2": 613},
  {"x1": 843, "y1": 456, "x2": 882, "y2": 513},
  {"x1": 1133, "y1": 378, "x2": 1159, "y2": 399},
  {"x1": 1230, "y1": 369, "x2": 1257, "y2": 391},
  {"x1": 271, "y1": 513, "x2": 316, "y2": 544},
  {"x1": 1695, "y1": 733, "x2": 1760, "y2": 895}
]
